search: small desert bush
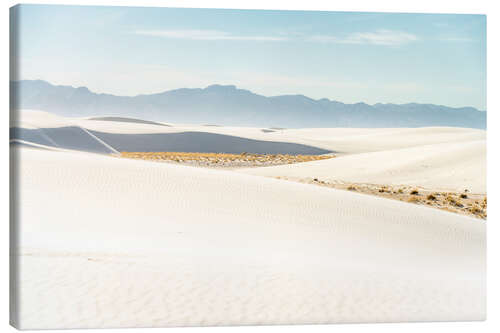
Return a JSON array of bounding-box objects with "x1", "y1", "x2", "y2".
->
[
  {"x1": 469, "y1": 205, "x2": 483, "y2": 215},
  {"x1": 427, "y1": 194, "x2": 437, "y2": 201},
  {"x1": 446, "y1": 195, "x2": 463, "y2": 207},
  {"x1": 469, "y1": 204, "x2": 486, "y2": 219},
  {"x1": 407, "y1": 197, "x2": 419, "y2": 203},
  {"x1": 397, "y1": 188, "x2": 404, "y2": 194},
  {"x1": 410, "y1": 189, "x2": 419, "y2": 195},
  {"x1": 347, "y1": 185, "x2": 357, "y2": 191},
  {"x1": 460, "y1": 193, "x2": 468, "y2": 199}
]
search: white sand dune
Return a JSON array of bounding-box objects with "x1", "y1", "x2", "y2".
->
[
  {"x1": 12, "y1": 147, "x2": 485, "y2": 329},
  {"x1": 87, "y1": 116, "x2": 172, "y2": 127},
  {"x1": 13, "y1": 110, "x2": 486, "y2": 154},
  {"x1": 276, "y1": 127, "x2": 486, "y2": 153},
  {"x1": 11, "y1": 111, "x2": 330, "y2": 155},
  {"x1": 240, "y1": 140, "x2": 487, "y2": 193}
]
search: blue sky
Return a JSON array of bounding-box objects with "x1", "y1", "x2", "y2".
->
[{"x1": 12, "y1": 4, "x2": 486, "y2": 109}]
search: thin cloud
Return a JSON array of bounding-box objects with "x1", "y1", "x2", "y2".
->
[
  {"x1": 134, "y1": 29, "x2": 287, "y2": 41},
  {"x1": 134, "y1": 29, "x2": 419, "y2": 46},
  {"x1": 311, "y1": 29, "x2": 418, "y2": 46},
  {"x1": 439, "y1": 36, "x2": 475, "y2": 43}
]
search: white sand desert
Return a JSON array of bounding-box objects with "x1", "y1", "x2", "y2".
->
[
  {"x1": 239, "y1": 140, "x2": 486, "y2": 193},
  {"x1": 11, "y1": 110, "x2": 486, "y2": 329}
]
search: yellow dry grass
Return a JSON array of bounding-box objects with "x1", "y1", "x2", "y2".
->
[{"x1": 120, "y1": 151, "x2": 334, "y2": 166}]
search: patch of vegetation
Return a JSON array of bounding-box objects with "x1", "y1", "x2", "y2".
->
[{"x1": 121, "y1": 151, "x2": 335, "y2": 167}]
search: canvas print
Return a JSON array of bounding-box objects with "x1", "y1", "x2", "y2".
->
[{"x1": 9, "y1": 4, "x2": 486, "y2": 329}]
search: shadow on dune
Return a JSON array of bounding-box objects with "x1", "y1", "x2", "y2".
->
[
  {"x1": 88, "y1": 130, "x2": 333, "y2": 154},
  {"x1": 10, "y1": 127, "x2": 116, "y2": 154},
  {"x1": 10, "y1": 126, "x2": 333, "y2": 155}
]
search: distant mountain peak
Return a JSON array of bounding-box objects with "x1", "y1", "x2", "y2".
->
[
  {"x1": 10, "y1": 79, "x2": 486, "y2": 129},
  {"x1": 205, "y1": 84, "x2": 237, "y2": 90},
  {"x1": 75, "y1": 86, "x2": 90, "y2": 93}
]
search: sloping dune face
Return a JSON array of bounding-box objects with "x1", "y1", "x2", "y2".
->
[
  {"x1": 10, "y1": 127, "x2": 117, "y2": 154},
  {"x1": 240, "y1": 139, "x2": 486, "y2": 193},
  {"x1": 13, "y1": 147, "x2": 485, "y2": 329},
  {"x1": 87, "y1": 130, "x2": 332, "y2": 154},
  {"x1": 10, "y1": 110, "x2": 332, "y2": 155}
]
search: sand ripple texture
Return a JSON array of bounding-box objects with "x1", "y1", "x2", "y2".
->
[{"x1": 12, "y1": 148, "x2": 485, "y2": 329}]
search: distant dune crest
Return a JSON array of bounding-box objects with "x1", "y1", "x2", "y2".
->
[{"x1": 88, "y1": 116, "x2": 171, "y2": 127}]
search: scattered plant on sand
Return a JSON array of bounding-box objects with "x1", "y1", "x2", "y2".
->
[
  {"x1": 445, "y1": 195, "x2": 463, "y2": 207},
  {"x1": 427, "y1": 194, "x2": 437, "y2": 201},
  {"x1": 407, "y1": 197, "x2": 419, "y2": 203},
  {"x1": 469, "y1": 205, "x2": 483, "y2": 215}
]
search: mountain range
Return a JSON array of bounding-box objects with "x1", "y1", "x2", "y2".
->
[{"x1": 10, "y1": 80, "x2": 486, "y2": 129}]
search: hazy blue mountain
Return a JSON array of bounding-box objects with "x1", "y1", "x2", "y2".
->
[{"x1": 10, "y1": 80, "x2": 486, "y2": 129}]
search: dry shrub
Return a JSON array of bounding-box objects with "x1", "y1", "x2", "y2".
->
[
  {"x1": 407, "y1": 197, "x2": 419, "y2": 203},
  {"x1": 470, "y1": 205, "x2": 483, "y2": 215},
  {"x1": 427, "y1": 194, "x2": 437, "y2": 201},
  {"x1": 347, "y1": 185, "x2": 357, "y2": 191},
  {"x1": 410, "y1": 189, "x2": 419, "y2": 195},
  {"x1": 446, "y1": 195, "x2": 463, "y2": 207},
  {"x1": 460, "y1": 193, "x2": 468, "y2": 199}
]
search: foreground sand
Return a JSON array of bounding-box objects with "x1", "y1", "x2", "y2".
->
[{"x1": 12, "y1": 147, "x2": 485, "y2": 329}]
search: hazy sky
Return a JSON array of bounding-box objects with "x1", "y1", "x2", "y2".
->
[{"x1": 12, "y1": 4, "x2": 486, "y2": 109}]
